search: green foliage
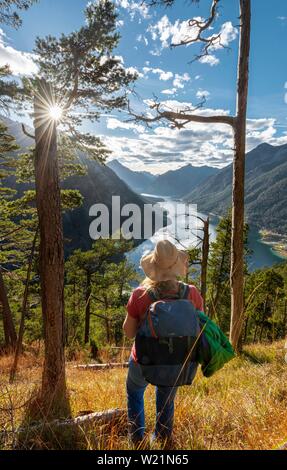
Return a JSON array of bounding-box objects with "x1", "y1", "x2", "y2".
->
[
  {"x1": 0, "y1": 0, "x2": 38, "y2": 28},
  {"x1": 65, "y1": 239, "x2": 138, "y2": 347},
  {"x1": 21, "y1": 0, "x2": 137, "y2": 163},
  {"x1": 244, "y1": 266, "x2": 286, "y2": 343},
  {"x1": 207, "y1": 210, "x2": 250, "y2": 331}
]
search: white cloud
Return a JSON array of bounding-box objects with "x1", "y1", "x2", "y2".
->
[
  {"x1": 142, "y1": 67, "x2": 173, "y2": 81},
  {"x1": 173, "y1": 73, "x2": 190, "y2": 89},
  {"x1": 161, "y1": 88, "x2": 177, "y2": 95},
  {"x1": 149, "y1": 48, "x2": 162, "y2": 57},
  {"x1": 102, "y1": 100, "x2": 286, "y2": 173},
  {"x1": 148, "y1": 15, "x2": 203, "y2": 49},
  {"x1": 217, "y1": 22, "x2": 238, "y2": 49},
  {"x1": 277, "y1": 16, "x2": 287, "y2": 21},
  {"x1": 284, "y1": 82, "x2": 287, "y2": 104},
  {"x1": 199, "y1": 54, "x2": 219, "y2": 66},
  {"x1": 137, "y1": 34, "x2": 149, "y2": 46},
  {"x1": 0, "y1": 28, "x2": 37, "y2": 76},
  {"x1": 126, "y1": 66, "x2": 144, "y2": 78},
  {"x1": 198, "y1": 22, "x2": 238, "y2": 66},
  {"x1": 196, "y1": 89, "x2": 210, "y2": 100},
  {"x1": 115, "y1": 0, "x2": 150, "y2": 20},
  {"x1": 106, "y1": 117, "x2": 145, "y2": 134},
  {"x1": 148, "y1": 16, "x2": 238, "y2": 65},
  {"x1": 153, "y1": 68, "x2": 173, "y2": 81}
]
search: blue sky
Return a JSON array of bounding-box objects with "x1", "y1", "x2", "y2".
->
[{"x1": 0, "y1": 0, "x2": 286, "y2": 173}]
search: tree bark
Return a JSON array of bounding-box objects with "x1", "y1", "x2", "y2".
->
[
  {"x1": 84, "y1": 270, "x2": 91, "y2": 344},
  {"x1": 283, "y1": 298, "x2": 287, "y2": 337},
  {"x1": 259, "y1": 324, "x2": 265, "y2": 343},
  {"x1": 243, "y1": 315, "x2": 249, "y2": 343},
  {"x1": 33, "y1": 79, "x2": 68, "y2": 417},
  {"x1": 0, "y1": 269, "x2": 17, "y2": 350},
  {"x1": 201, "y1": 217, "x2": 209, "y2": 312},
  {"x1": 253, "y1": 324, "x2": 258, "y2": 343},
  {"x1": 229, "y1": 0, "x2": 251, "y2": 351}
]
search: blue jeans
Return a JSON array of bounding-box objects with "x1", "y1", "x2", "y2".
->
[{"x1": 126, "y1": 357, "x2": 178, "y2": 442}]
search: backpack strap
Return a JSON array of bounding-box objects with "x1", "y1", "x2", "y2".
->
[
  {"x1": 146, "y1": 288, "x2": 160, "y2": 302},
  {"x1": 147, "y1": 282, "x2": 190, "y2": 302},
  {"x1": 178, "y1": 281, "x2": 190, "y2": 300}
]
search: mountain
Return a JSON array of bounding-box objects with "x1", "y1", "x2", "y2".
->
[
  {"x1": 1, "y1": 117, "x2": 165, "y2": 253},
  {"x1": 146, "y1": 164, "x2": 219, "y2": 198},
  {"x1": 107, "y1": 159, "x2": 156, "y2": 193},
  {"x1": 184, "y1": 142, "x2": 287, "y2": 235}
]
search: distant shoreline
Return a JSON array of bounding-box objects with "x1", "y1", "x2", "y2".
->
[{"x1": 259, "y1": 230, "x2": 287, "y2": 259}]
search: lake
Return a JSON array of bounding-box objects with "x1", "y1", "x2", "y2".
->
[{"x1": 126, "y1": 196, "x2": 285, "y2": 275}]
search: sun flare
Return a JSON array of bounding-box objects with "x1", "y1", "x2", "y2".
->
[{"x1": 49, "y1": 104, "x2": 63, "y2": 121}]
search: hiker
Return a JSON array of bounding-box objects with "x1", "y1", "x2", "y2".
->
[{"x1": 123, "y1": 239, "x2": 205, "y2": 448}]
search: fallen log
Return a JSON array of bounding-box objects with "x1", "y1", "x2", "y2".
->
[
  {"x1": 1, "y1": 408, "x2": 127, "y2": 445},
  {"x1": 74, "y1": 362, "x2": 129, "y2": 370},
  {"x1": 27, "y1": 408, "x2": 127, "y2": 432}
]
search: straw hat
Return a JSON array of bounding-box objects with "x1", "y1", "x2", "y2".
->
[{"x1": 140, "y1": 239, "x2": 188, "y2": 282}]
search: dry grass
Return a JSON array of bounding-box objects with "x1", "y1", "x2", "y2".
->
[{"x1": 0, "y1": 341, "x2": 287, "y2": 450}]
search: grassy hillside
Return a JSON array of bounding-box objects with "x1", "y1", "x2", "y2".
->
[
  {"x1": 184, "y1": 143, "x2": 287, "y2": 235},
  {"x1": 146, "y1": 164, "x2": 219, "y2": 198},
  {"x1": 1, "y1": 341, "x2": 287, "y2": 450},
  {"x1": 107, "y1": 160, "x2": 156, "y2": 193}
]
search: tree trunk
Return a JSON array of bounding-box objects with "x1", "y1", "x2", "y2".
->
[
  {"x1": 105, "y1": 318, "x2": 111, "y2": 344},
  {"x1": 0, "y1": 269, "x2": 17, "y2": 350},
  {"x1": 283, "y1": 298, "x2": 287, "y2": 337},
  {"x1": 84, "y1": 270, "x2": 91, "y2": 344},
  {"x1": 253, "y1": 324, "x2": 258, "y2": 343},
  {"x1": 201, "y1": 217, "x2": 209, "y2": 312},
  {"x1": 259, "y1": 324, "x2": 265, "y2": 343},
  {"x1": 9, "y1": 228, "x2": 38, "y2": 383},
  {"x1": 243, "y1": 315, "x2": 249, "y2": 343},
  {"x1": 33, "y1": 79, "x2": 68, "y2": 417},
  {"x1": 230, "y1": 0, "x2": 251, "y2": 351}
]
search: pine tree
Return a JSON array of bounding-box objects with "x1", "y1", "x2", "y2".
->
[
  {"x1": 0, "y1": 120, "x2": 19, "y2": 349},
  {"x1": 14, "y1": 0, "x2": 137, "y2": 417},
  {"x1": 244, "y1": 269, "x2": 284, "y2": 343},
  {"x1": 0, "y1": 0, "x2": 38, "y2": 28},
  {"x1": 66, "y1": 239, "x2": 133, "y2": 345},
  {"x1": 207, "y1": 211, "x2": 249, "y2": 334}
]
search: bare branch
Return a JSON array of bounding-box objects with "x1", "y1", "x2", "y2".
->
[
  {"x1": 128, "y1": 100, "x2": 235, "y2": 129},
  {"x1": 21, "y1": 124, "x2": 35, "y2": 140},
  {"x1": 145, "y1": 0, "x2": 228, "y2": 65}
]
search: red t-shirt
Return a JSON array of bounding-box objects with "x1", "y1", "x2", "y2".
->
[{"x1": 126, "y1": 284, "x2": 204, "y2": 361}]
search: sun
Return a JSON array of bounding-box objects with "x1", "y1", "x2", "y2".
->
[{"x1": 49, "y1": 104, "x2": 63, "y2": 121}]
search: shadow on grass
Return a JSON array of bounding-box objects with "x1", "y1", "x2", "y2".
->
[
  {"x1": 241, "y1": 349, "x2": 273, "y2": 365},
  {"x1": 14, "y1": 388, "x2": 128, "y2": 450},
  {"x1": 15, "y1": 386, "x2": 80, "y2": 450}
]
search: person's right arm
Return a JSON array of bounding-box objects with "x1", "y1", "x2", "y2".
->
[
  {"x1": 123, "y1": 314, "x2": 139, "y2": 339},
  {"x1": 123, "y1": 289, "x2": 141, "y2": 339}
]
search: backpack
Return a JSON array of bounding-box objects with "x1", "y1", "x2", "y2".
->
[{"x1": 135, "y1": 282, "x2": 201, "y2": 387}]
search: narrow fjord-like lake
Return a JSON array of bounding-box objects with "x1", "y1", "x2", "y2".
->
[{"x1": 126, "y1": 196, "x2": 285, "y2": 275}]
